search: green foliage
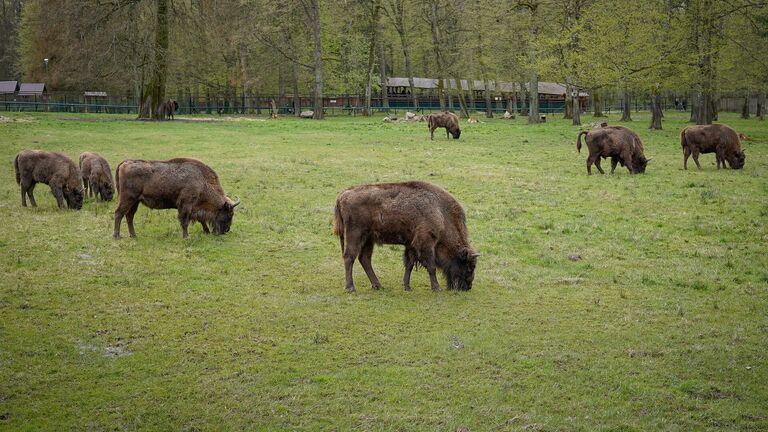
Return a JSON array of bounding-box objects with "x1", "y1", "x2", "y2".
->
[{"x1": 0, "y1": 112, "x2": 766, "y2": 429}]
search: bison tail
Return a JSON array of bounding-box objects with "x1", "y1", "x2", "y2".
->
[
  {"x1": 680, "y1": 128, "x2": 687, "y2": 151},
  {"x1": 14, "y1": 154, "x2": 20, "y2": 184},
  {"x1": 333, "y1": 199, "x2": 345, "y2": 253},
  {"x1": 114, "y1": 160, "x2": 125, "y2": 194},
  {"x1": 576, "y1": 131, "x2": 588, "y2": 153}
]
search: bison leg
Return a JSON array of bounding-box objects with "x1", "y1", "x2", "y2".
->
[
  {"x1": 200, "y1": 221, "x2": 210, "y2": 234},
  {"x1": 691, "y1": 149, "x2": 703, "y2": 170},
  {"x1": 178, "y1": 212, "x2": 191, "y2": 239},
  {"x1": 82, "y1": 178, "x2": 89, "y2": 198},
  {"x1": 51, "y1": 186, "x2": 65, "y2": 209},
  {"x1": 430, "y1": 127, "x2": 435, "y2": 141},
  {"x1": 402, "y1": 247, "x2": 417, "y2": 291},
  {"x1": 25, "y1": 183, "x2": 37, "y2": 207},
  {"x1": 683, "y1": 147, "x2": 691, "y2": 170},
  {"x1": 125, "y1": 202, "x2": 140, "y2": 238},
  {"x1": 610, "y1": 157, "x2": 619, "y2": 174},
  {"x1": 358, "y1": 239, "x2": 382, "y2": 290},
  {"x1": 445, "y1": 128, "x2": 450, "y2": 139},
  {"x1": 592, "y1": 157, "x2": 605, "y2": 174}
]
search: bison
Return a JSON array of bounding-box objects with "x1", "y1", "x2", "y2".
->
[
  {"x1": 113, "y1": 158, "x2": 240, "y2": 239},
  {"x1": 576, "y1": 126, "x2": 650, "y2": 175},
  {"x1": 157, "y1": 100, "x2": 179, "y2": 120},
  {"x1": 680, "y1": 124, "x2": 745, "y2": 170},
  {"x1": 427, "y1": 111, "x2": 461, "y2": 140},
  {"x1": 14, "y1": 150, "x2": 84, "y2": 209},
  {"x1": 79, "y1": 152, "x2": 114, "y2": 201},
  {"x1": 333, "y1": 181, "x2": 479, "y2": 293}
]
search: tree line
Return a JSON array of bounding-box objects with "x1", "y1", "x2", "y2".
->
[{"x1": 1, "y1": 0, "x2": 766, "y2": 125}]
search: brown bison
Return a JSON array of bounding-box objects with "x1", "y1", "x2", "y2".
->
[
  {"x1": 113, "y1": 158, "x2": 239, "y2": 239},
  {"x1": 79, "y1": 152, "x2": 114, "y2": 201},
  {"x1": 157, "y1": 100, "x2": 178, "y2": 120},
  {"x1": 14, "y1": 150, "x2": 84, "y2": 209},
  {"x1": 680, "y1": 124, "x2": 745, "y2": 170},
  {"x1": 427, "y1": 111, "x2": 461, "y2": 140},
  {"x1": 577, "y1": 126, "x2": 650, "y2": 174},
  {"x1": 333, "y1": 181, "x2": 479, "y2": 293}
]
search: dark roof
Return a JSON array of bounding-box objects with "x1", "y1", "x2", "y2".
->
[
  {"x1": 385, "y1": 77, "x2": 588, "y2": 96},
  {"x1": 0, "y1": 81, "x2": 19, "y2": 94},
  {"x1": 18, "y1": 83, "x2": 47, "y2": 96}
]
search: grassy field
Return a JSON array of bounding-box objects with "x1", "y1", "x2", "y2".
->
[{"x1": 0, "y1": 110, "x2": 766, "y2": 431}]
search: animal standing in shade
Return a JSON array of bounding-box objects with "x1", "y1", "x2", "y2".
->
[
  {"x1": 333, "y1": 181, "x2": 479, "y2": 293},
  {"x1": 14, "y1": 150, "x2": 84, "y2": 209},
  {"x1": 157, "y1": 100, "x2": 179, "y2": 120},
  {"x1": 680, "y1": 124, "x2": 745, "y2": 170},
  {"x1": 576, "y1": 126, "x2": 650, "y2": 174},
  {"x1": 113, "y1": 158, "x2": 239, "y2": 239},
  {"x1": 79, "y1": 152, "x2": 114, "y2": 201}
]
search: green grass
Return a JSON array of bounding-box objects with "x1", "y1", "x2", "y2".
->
[{"x1": 0, "y1": 111, "x2": 766, "y2": 431}]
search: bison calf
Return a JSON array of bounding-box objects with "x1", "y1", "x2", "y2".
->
[
  {"x1": 113, "y1": 158, "x2": 239, "y2": 239},
  {"x1": 14, "y1": 150, "x2": 84, "y2": 209},
  {"x1": 577, "y1": 126, "x2": 650, "y2": 175},
  {"x1": 680, "y1": 124, "x2": 745, "y2": 170},
  {"x1": 334, "y1": 181, "x2": 479, "y2": 293},
  {"x1": 427, "y1": 111, "x2": 461, "y2": 140},
  {"x1": 79, "y1": 152, "x2": 114, "y2": 201}
]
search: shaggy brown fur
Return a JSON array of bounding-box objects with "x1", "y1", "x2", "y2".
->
[
  {"x1": 577, "y1": 125, "x2": 650, "y2": 175},
  {"x1": 14, "y1": 150, "x2": 84, "y2": 209},
  {"x1": 79, "y1": 152, "x2": 114, "y2": 201},
  {"x1": 157, "y1": 100, "x2": 179, "y2": 120},
  {"x1": 333, "y1": 181, "x2": 479, "y2": 293},
  {"x1": 113, "y1": 158, "x2": 239, "y2": 239},
  {"x1": 681, "y1": 124, "x2": 746, "y2": 170},
  {"x1": 427, "y1": 111, "x2": 461, "y2": 140}
]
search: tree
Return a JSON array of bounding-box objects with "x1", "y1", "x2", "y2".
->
[{"x1": 382, "y1": 0, "x2": 418, "y2": 109}]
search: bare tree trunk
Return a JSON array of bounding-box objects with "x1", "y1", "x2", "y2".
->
[
  {"x1": 291, "y1": 60, "x2": 300, "y2": 117},
  {"x1": 592, "y1": 89, "x2": 604, "y2": 117},
  {"x1": 564, "y1": 81, "x2": 573, "y2": 119},
  {"x1": 758, "y1": 92, "x2": 765, "y2": 120},
  {"x1": 572, "y1": 87, "x2": 581, "y2": 126},
  {"x1": 527, "y1": 12, "x2": 540, "y2": 124},
  {"x1": 511, "y1": 91, "x2": 517, "y2": 114},
  {"x1": 620, "y1": 88, "x2": 632, "y2": 122},
  {"x1": 484, "y1": 80, "x2": 493, "y2": 118},
  {"x1": 467, "y1": 80, "x2": 476, "y2": 113},
  {"x1": 437, "y1": 79, "x2": 446, "y2": 111},
  {"x1": 650, "y1": 91, "x2": 663, "y2": 130},
  {"x1": 741, "y1": 91, "x2": 750, "y2": 119},
  {"x1": 278, "y1": 63, "x2": 286, "y2": 110},
  {"x1": 138, "y1": 0, "x2": 169, "y2": 119},
  {"x1": 378, "y1": 20, "x2": 389, "y2": 109},
  {"x1": 363, "y1": 2, "x2": 380, "y2": 116},
  {"x1": 300, "y1": 0, "x2": 324, "y2": 119},
  {"x1": 453, "y1": 75, "x2": 469, "y2": 118}
]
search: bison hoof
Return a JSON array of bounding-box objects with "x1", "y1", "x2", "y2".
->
[
  {"x1": 345, "y1": 286, "x2": 356, "y2": 293},
  {"x1": 113, "y1": 234, "x2": 121, "y2": 239},
  {"x1": 404, "y1": 285, "x2": 412, "y2": 292},
  {"x1": 372, "y1": 283, "x2": 382, "y2": 290}
]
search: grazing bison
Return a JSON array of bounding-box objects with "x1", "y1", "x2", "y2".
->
[
  {"x1": 680, "y1": 124, "x2": 745, "y2": 170},
  {"x1": 113, "y1": 158, "x2": 240, "y2": 239},
  {"x1": 157, "y1": 100, "x2": 178, "y2": 120},
  {"x1": 79, "y1": 152, "x2": 114, "y2": 201},
  {"x1": 333, "y1": 181, "x2": 479, "y2": 293},
  {"x1": 427, "y1": 111, "x2": 461, "y2": 140},
  {"x1": 577, "y1": 126, "x2": 650, "y2": 175},
  {"x1": 14, "y1": 150, "x2": 84, "y2": 209}
]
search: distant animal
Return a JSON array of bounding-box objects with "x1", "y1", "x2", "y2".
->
[
  {"x1": 427, "y1": 111, "x2": 461, "y2": 140},
  {"x1": 333, "y1": 181, "x2": 479, "y2": 293},
  {"x1": 14, "y1": 150, "x2": 84, "y2": 209},
  {"x1": 113, "y1": 158, "x2": 240, "y2": 239},
  {"x1": 576, "y1": 126, "x2": 650, "y2": 174},
  {"x1": 738, "y1": 133, "x2": 750, "y2": 141},
  {"x1": 502, "y1": 111, "x2": 515, "y2": 120},
  {"x1": 157, "y1": 99, "x2": 178, "y2": 120},
  {"x1": 79, "y1": 152, "x2": 114, "y2": 201},
  {"x1": 467, "y1": 117, "x2": 479, "y2": 124},
  {"x1": 680, "y1": 124, "x2": 745, "y2": 170}
]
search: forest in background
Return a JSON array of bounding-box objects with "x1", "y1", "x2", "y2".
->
[{"x1": 0, "y1": 0, "x2": 766, "y2": 123}]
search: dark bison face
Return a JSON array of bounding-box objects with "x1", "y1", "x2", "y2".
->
[
  {"x1": 451, "y1": 127, "x2": 461, "y2": 139},
  {"x1": 633, "y1": 157, "x2": 649, "y2": 174},
  {"x1": 445, "y1": 248, "x2": 480, "y2": 291},
  {"x1": 729, "y1": 152, "x2": 746, "y2": 169},
  {"x1": 65, "y1": 187, "x2": 84, "y2": 210},
  {"x1": 173, "y1": 100, "x2": 179, "y2": 111},
  {"x1": 212, "y1": 197, "x2": 240, "y2": 235},
  {"x1": 100, "y1": 182, "x2": 115, "y2": 201}
]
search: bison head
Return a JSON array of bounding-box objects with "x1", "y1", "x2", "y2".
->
[
  {"x1": 451, "y1": 127, "x2": 461, "y2": 140},
  {"x1": 632, "y1": 156, "x2": 650, "y2": 174},
  {"x1": 212, "y1": 197, "x2": 240, "y2": 234},
  {"x1": 445, "y1": 247, "x2": 479, "y2": 291},
  {"x1": 99, "y1": 181, "x2": 115, "y2": 201},
  {"x1": 64, "y1": 186, "x2": 84, "y2": 210},
  {"x1": 729, "y1": 152, "x2": 746, "y2": 169}
]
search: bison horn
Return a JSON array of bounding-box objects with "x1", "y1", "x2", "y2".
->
[
  {"x1": 231, "y1": 197, "x2": 241, "y2": 207},
  {"x1": 470, "y1": 252, "x2": 482, "y2": 258},
  {"x1": 646, "y1": 157, "x2": 653, "y2": 163}
]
